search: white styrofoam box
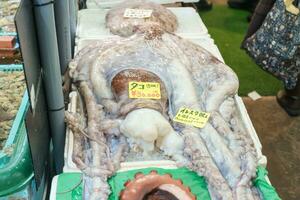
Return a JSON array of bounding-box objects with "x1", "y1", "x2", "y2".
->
[
  {"x1": 118, "y1": 160, "x2": 178, "y2": 172},
  {"x1": 234, "y1": 95, "x2": 267, "y2": 167},
  {"x1": 76, "y1": 7, "x2": 208, "y2": 40},
  {"x1": 87, "y1": 0, "x2": 200, "y2": 9},
  {"x1": 63, "y1": 92, "x2": 79, "y2": 173},
  {"x1": 64, "y1": 90, "x2": 267, "y2": 172}
]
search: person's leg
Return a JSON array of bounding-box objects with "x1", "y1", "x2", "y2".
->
[
  {"x1": 78, "y1": 0, "x2": 87, "y2": 10},
  {"x1": 277, "y1": 75, "x2": 300, "y2": 116},
  {"x1": 228, "y1": 0, "x2": 259, "y2": 21},
  {"x1": 228, "y1": 0, "x2": 259, "y2": 12},
  {"x1": 195, "y1": 0, "x2": 213, "y2": 11}
]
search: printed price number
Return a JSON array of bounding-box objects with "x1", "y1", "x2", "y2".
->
[
  {"x1": 129, "y1": 81, "x2": 161, "y2": 99},
  {"x1": 124, "y1": 9, "x2": 153, "y2": 19},
  {"x1": 174, "y1": 107, "x2": 210, "y2": 128}
]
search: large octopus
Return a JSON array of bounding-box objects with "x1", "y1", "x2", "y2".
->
[
  {"x1": 65, "y1": 24, "x2": 260, "y2": 200},
  {"x1": 106, "y1": 0, "x2": 178, "y2": 37}
]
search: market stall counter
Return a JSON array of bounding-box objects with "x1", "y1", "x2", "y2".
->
[{"x1": 50, "y1": 0, "x2": 281, "y2": 199}]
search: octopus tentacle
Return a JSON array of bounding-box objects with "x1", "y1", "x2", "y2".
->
[
  {"x1": 183, "y1": 130, "x2": 234, "y2": 200},
  {"x1": 78, "y1": 81, "x2": 113, "y2": 199}
]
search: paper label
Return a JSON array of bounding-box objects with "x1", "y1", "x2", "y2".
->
[
  {"x1": 248, "y1": 91, "x2": 262, "y2": 101},
  {"x1": 129, "y1": 81, "x2": 161, "y2": 99},
  {"x1": 30, "y1": 84, "x2": 35, "y2": 110},
  {"x1": 124, "y1": 9, "x2": 153, "y2": 19},
  {"x1": 173, "y1": 107, "x2": 210, "y2": 128}
]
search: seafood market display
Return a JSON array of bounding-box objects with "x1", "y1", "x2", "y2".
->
[
  {"x1": 106, "y1": 0, "x2": 178, "y2": 37},
  {"x1": 66, "y1": 22, "x2": 260, "y2": 199},
  {"x1": 0, "y1": 70, "x2": 25, "y2": 149},
  {"x1": 0, "y1": 0, "x2": 21, "y2": 33}
]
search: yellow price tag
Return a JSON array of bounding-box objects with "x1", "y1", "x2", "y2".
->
[
  {"x1": 173, "y1": 107, "x2": 210, "y2": 128},
  {"x1": 129, "y1": 81, "x2": 161, "y2": 99}
]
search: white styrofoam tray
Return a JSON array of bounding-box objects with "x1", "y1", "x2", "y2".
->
[
  {"x1": 74, "y1": 36, "x2": 224, "y2": 63},
  {"x1": 87, "y1": 0, "x2": 199, "y2": 9},
  {"x1": 76, "y1": 7, "x2": 208, "y2": 40},
  {"x1": 64, "y1": 91, "x2": 266, "y2": 173}
]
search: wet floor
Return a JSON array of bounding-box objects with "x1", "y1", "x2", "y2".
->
[{"x1": 244, "y1": 97, "x2": 300, "y2": 200}]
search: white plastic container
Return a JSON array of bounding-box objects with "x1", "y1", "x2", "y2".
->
[
  {"x1": 76, "y1": 7, "x2": 208, "y2": 40},
  {"x1": 86, "y1": 0, "x2": 200, "y2": 9}
]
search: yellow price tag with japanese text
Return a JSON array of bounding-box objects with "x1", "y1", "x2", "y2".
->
[
  {"x1": 129, "y1": 81, "x2": 161, "y2": 99},
  {"x1": 173, "y1": 107, "x2": 210, "y2": 128}
]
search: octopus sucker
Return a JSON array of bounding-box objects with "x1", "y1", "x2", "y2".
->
[
  {"x1": 183, "y1": 130, "x2": 234, "y2": 200},
  {"x1": 66, "y1": 24, "x2": 260, "y2": 199},
  {"x1": 77, "y1": 81, "x2": 113, "y2": 199}
]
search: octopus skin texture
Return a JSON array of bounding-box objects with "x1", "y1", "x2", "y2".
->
[
  {"x1": 106, "y1": 0, "x2": 178, "y2": 37},
  {"x1": 66, "y1": 25, "x2": 259, "y2": 199}
]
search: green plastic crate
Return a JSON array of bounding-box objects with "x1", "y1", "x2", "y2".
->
[{"x1": 0, "y1": 64, "x2": 34, "y2": 198}]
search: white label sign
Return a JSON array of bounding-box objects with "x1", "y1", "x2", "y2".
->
[
  {"x1": 30, "y1": 84, "x2": 36, "y2": 110},
  {"x1": 124, "y1": 9, "x2": 153, "y2": 19}
]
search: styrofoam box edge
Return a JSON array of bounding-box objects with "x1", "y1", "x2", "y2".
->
[
  {"x1": 87, "y1": 0, "x2": 200, "y2": 9},
  {"x1": 64, "y1": 91, "x2": 267, "y2": 173},
  {"x1": 234, "y1": 95, "x2": 267, "y2": 167}
]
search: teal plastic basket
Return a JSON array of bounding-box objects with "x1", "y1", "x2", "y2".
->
[
  {"x1": 0, "y1": 64, "x2": 34, "y2": 197},
  {"x1": 0, "y1": 32, "x2": 17, "y2": 37}
]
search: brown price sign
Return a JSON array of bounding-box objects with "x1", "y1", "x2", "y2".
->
[{"x1": 128, "y1": 81, "x2": 161, "y2": 99}]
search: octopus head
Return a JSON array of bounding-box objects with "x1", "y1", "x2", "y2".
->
[{"x1": 120, "y1": 108, "x2": 184, "y2": 158}]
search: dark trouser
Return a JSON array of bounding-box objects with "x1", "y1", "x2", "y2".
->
[
  {"x1": 277, "y1": 75, "x2": 300, "y2": 116},
  {"x1": 228, "y1": 0, "x2": 259, "y2": 12}
]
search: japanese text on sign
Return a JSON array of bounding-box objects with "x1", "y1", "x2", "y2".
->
[
  {"x1": 173, "y1": 107, "x2": 210, "y2": 128},
  {"x1": 123, "y1": 9, "x2": 153, "y2": 19},
  {"x1": 129, "y1": 81, "x2": 161, "y2": 99}
]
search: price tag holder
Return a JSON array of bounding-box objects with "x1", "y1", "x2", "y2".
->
[
  {"x1": 129, "y1": 81, "x2": 161, "y2": 99},
  {"x1": 173, "y1": 107, "x2": 210, "y2": 128},
  {"x1": 124, "y1": 9, "x2": 153, "y2": 19}
]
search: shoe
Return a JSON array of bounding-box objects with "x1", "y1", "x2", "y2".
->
[
  {"x1": 78, "y1": 0, "x2": 87, "y2": 9},
  {"x1": 228, "y1": 0, "x2": 249, "y2": 9},
  {"x1": 195, "y1": 0, "x2": 213, "y2": 11},
  {"x1": 247, "y1": 13, "x2": 253, "y2": 22},
  {"x1": 277, "y1": 89, "x2": 300, "y2": 117}
]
